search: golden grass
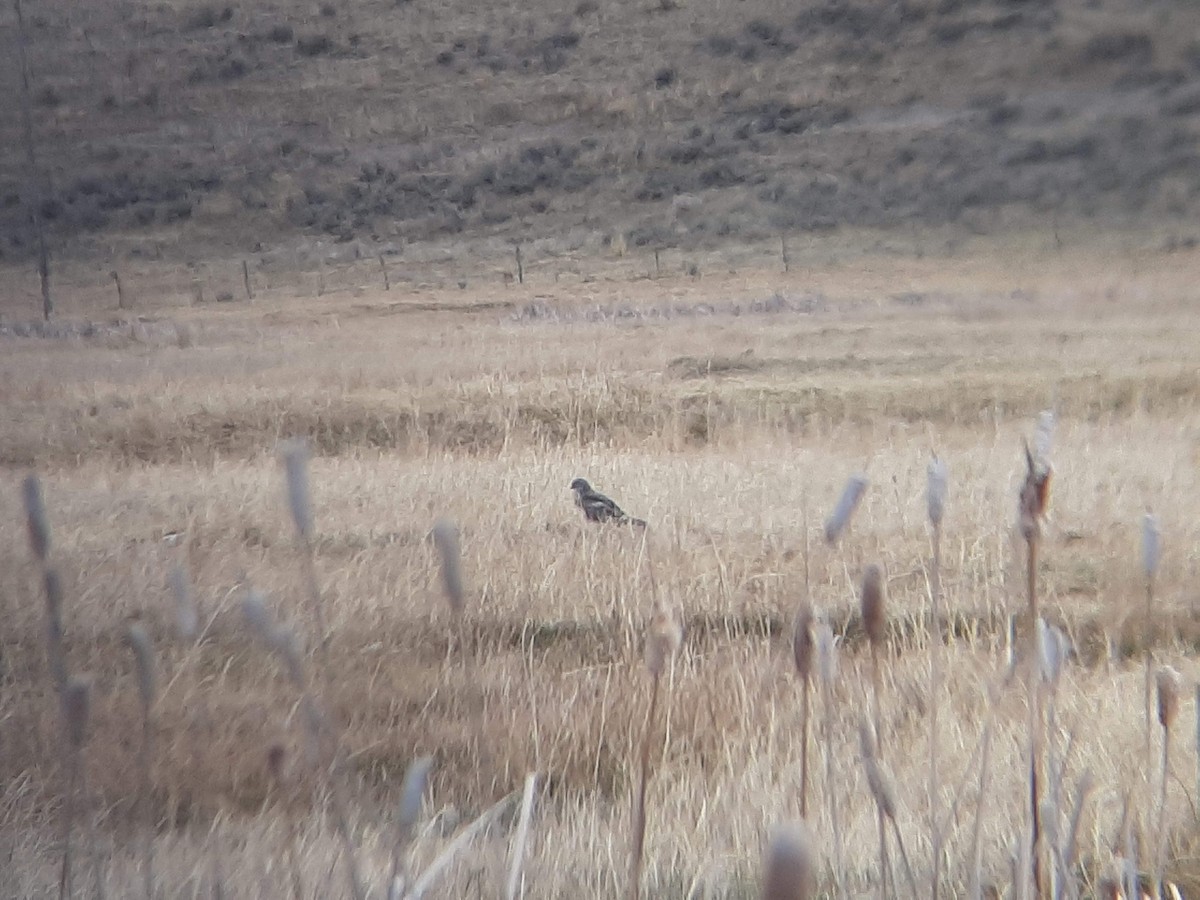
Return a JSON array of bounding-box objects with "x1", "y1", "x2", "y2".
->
[{"x1": 2, "y1": 233, "x2": 1200, "y2": 896}]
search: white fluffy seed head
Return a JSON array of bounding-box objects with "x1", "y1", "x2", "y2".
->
[
  {"x1": 280, "y1": 439, "x2": 313, "y2": 541},
  {"x1": 824, "y1": 474, "x2": 868, "y2": 545},
  {"x1": 125, "y1": 623, "x2": 157, "y2": 713},
  {"x1": 645, "y1": 604, "x2": 683, "y2": 678},
  {"x1": 398, "y1": 755, "x2": 435, "y2": 833},
  {"x1": 1037, "y1": 619, "x2": 1069, "y2": 688},
  {"x1": 1142, "y1": 513, "x2": 1161, "y2": 579},
  {"x1": 168, "y1": 565, "x2": 199, "y2": 642},
  {"x1": 241, "y1": 589, "x2": 281, "y2": 649},
  {"x1": 815, "y1": 623, "x2": 838, "y2": 685},
  {"x1": 1034, "y1": 408, "x2": 1055, "y2": 467},
  {"x1": 431, "y1": 519, "x2": 465, "y2": 615},
  {"x1": 926, "y1": 455, "x2": 947, "y2": 527}
]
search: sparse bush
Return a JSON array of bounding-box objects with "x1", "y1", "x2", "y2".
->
[
  {"x1": 296, "y1": 33, "x2": 335, "y2": 56},
  {"x1": 187, "y1": 5, "x2": 233, "y2": 30},
  {"x1": 653, "y1": 67, "x2": 675, "y2": 88},
  {"x1": 267, "y1": 24, "x2": 294, "y2": 43},
  {"x1": 1080, "y1": 30, "x2": 1153, "y2": 66}
]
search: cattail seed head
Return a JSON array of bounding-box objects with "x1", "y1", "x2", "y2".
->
[
  {"x1": 280, "y1": 439, "x2": 313, "y2": 541},
  {"x1": 1157, "y1": 666, "x2": 1182, "y2": 730},
  {"x1": 926, "y1": 455, "x2": 947, "y2": 527},
  {"x1": 168, "y1": 565, "x2": 199, "y2": 642},
  {"x1": 266, "y1": 742, "x2": 288, "y2": 782},
  {"x1": 1036, "y1": 619, "x2": 1068, "y2": 688},
  {"x1": 241, "y1": 589, "x2": 286, "y2": 653},
  {"x1": 1034, "y1": 409, "x2": 1055, "y2": 465},
  {"x1": 398, "y1": 755, "x2": 434, "y2": 834},
  {"x1": 824, "y1": 474, "x2": 868, "y2": 545},
  {"x1": 860, "y1": 564, "x2": 886, "y2": 648},
  {"x1": 815, "y1": 624, "x2": 838, "y2": 685},
  {"x1": 124, "y1": 623, "x2": 157, "y2": 714},
  {"x1": 22, "y1": 474, "x2": 51, "y2": 562},
  {"x1": 431, "y1": 519, "x2": 465, "y2": 616},
  {"x1": 645, "y1": 604, "x2": 683, "y2": 678},
  {"x1": 62, "y1": 676, "x2": 92, "y2": 750},
  {"x1": 761, "y1": 822, "x2": 816, "y2": 900},
  {"x1": 1142, "y1": 513, "x2": 1161, "y2": 580},
  {"x1": 1018, "y1": 440, "x2": 1052, "y2": 541},
  {"x1": 858, "y1": 717, "x2": 897, "y2": 820},
  {"x1": 791, "y1": 601, "x2": 814, "y2": 682}
]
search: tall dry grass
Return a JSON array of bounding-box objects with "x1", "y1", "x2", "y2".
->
[{"x1": 2, "y1": 244, "x2": 1200, "y2": 897}]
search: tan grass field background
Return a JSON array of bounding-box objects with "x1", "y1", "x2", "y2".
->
[{"x1": 3, "y1": 229, "x2": 1200, "y2": 897}]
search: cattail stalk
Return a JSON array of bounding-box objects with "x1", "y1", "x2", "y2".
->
[
  {"x1": 23, "y1": 475, "x2": 68, "y2": 693},
  {"x1": 629, "y1": 604, "x2": 681, "y2": 900},
  {"x1": 792, "y1": 602, "x2": 814, "y2": 819},
  {"x1": 967, "y1": 680, "x2": 1000, "y2": 900},
  {"x1": 433, "y1": 518, "x2": 488, "y2": 777},
  {"x1": 280, "y1": 440, "x2": 330, "y2": 657},
  {"x1": 59, "y1": 676, "x2": 91, "y2": 900},
  {"x1": 761, "y1": 822, "x2": 816, "y2": 900},
  {"x1": 267, "y1": 743, "x2": 305, "y2": 900},
  {"x1": 1058, "y1": 772, "x2": 1094, "y2": 900},
  {"x1": 816, "y1": 623, "x2": 844, "y2": 893},
  {"x1": 506, "y1": 771, "x2": 540, "y2": 900},
  {"x1": 241, "y1": 592, "x2": 365, "y2": 900},
  {"x1": 927, "y1": 454, "x2": 947, "y2": 900},
  {"x1": 861, "y1": 565, "x2": 891, "y2": 899},
  {"x1": 1019, "y1": 439, "x2": 1052, "y2": 899},
  {"x1": 824, "y1": 474, "x2": 868, "y2": 546},
  {"x1": 1155, "y1": 667, "x2": 1181, "y2": 900},
  {"x1": 388, "y1": 754, "x2": 433, "y2": 899},
  {"x1": 859, "y1": 718, "x2": 917, "y2": 897},
  {"x1": 125, "y1": 624, "x2": 157, "y2": 900},
  {"x1": 1142, "y1": 514, "x2": 1161, "y2": 765}
]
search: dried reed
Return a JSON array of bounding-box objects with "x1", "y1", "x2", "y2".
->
[
  {"x1": 791, "y1": 600, "x2": 814, "y2": 819},
  {"x1": 1142, "y1": 514, "x2": 1161, "y2": 763},
  {"x1": 1154, "y1": 666, "x2": 1181, "y2": 900},
  {"x1": 860, "y1": 563, "x2": 891, "y2": 899},
  {"x1": 280, "y1": 439, "x2": 330, "y2": 655},
  {"x1": 629, "y1": 602, "x2": 682, "y2": 900},
  {"x1": 266, "y1": 742, "x2": 305, "y2": 900},
  {"x1": 1019, "y1": 437, "x2": 1052, "y2": 898},
  {"x1": 761, "y1": 822, "x2": 816, "y2": 900},
  {"x1": 388, "y1": 754, "x2": 433, "y2": 899},
  {"x1": 167, "y1": 565, "x2": 199, "y2": 643},
  {"x1": 506, "y1": 771, "x2": 540, "y2": 900},
  {"x1": 59, "y1": 675, "x2": 92, "y2": 900},
  {"x1": 23, "y1": 474, "x2": 67, "y2": 693},
  {"x1": 824, "y1": 474, "x2": 868, "y2": 546},
  {"x1": 240, "y1": 590, "x2": 365, "y2": 900},
  {"x1": 858, "y1": 717, "x2": 917, "y2": 897},
  {"x1": 926, "y1": 453, "x2": 947, "y2": 900},
  {"x1": 124, "y1": 623, "x2": 157, "y2": 900},
  {"x1": 815, "y1": 622, "x2": 844, "y2": 893}
]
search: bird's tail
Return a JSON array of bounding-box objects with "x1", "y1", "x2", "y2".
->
[{"x1": 628, "y1": 517, "x2": 648, "y2": 528}]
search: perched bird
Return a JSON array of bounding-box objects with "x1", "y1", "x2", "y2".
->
[{"x1": 570, "y1": 478, "x2": 646, "y2": 528}]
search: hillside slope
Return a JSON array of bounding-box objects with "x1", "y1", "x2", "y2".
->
[{"x1": 2, "y1": 0, "x2": 1199, "y2": 263}]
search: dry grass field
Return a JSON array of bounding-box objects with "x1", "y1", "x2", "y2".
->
[{"x1": 3, "y1": 228, "x2": 1200, "y2": 898}]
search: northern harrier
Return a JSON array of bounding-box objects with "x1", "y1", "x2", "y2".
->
[{"x1": 569, "y1": 478, "x2": 646, "y2": 528}]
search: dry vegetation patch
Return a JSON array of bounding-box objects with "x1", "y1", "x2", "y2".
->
[{"x1": 3, "y1": 239, "x2": 1200, "y2": 895}]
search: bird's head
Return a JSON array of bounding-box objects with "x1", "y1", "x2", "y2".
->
[{"x1": 569, "y1": 478, "x2": 590, "y2": 493}]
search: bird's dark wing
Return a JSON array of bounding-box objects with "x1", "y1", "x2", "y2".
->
[{"x1": 579, "y1": 489, "x2": 627, "y2": 523}]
